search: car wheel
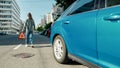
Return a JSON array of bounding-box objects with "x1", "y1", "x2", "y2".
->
[{"x1": 53, "y1": 35, "x2": 69, "y2": 64}]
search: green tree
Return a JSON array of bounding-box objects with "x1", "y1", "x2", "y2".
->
[
  {"x1": 37, "y1": 26, "x2": 44, "y2": 31},
  {"x1": 44, "y1": 22, "x2": 52, "y2": 29}
]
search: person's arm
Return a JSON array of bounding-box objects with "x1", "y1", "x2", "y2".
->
[
  {"x1": 33, "y1": 19, "x2": 35, "y2": 30},
  {"x1": 23, "y1": 20, "x2": 27, "y2": 32}
]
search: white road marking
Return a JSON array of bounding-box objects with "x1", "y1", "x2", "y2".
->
[{"x1": 14, "y1": 44, "x2": 22, "y2": 50}]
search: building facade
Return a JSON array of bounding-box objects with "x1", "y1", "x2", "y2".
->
[
  {"x1": 0, "y1": 0, "x2": 22, "y2": 34},
  {"x1": 38, "y1": 18, "x2": 46, "y2": 28},
  {"x1": 46, "y1": 13, "x2": 54, "y2": 24},
  {"x1": 38, "y1": 15, "x2": 47, "y2": 28}
]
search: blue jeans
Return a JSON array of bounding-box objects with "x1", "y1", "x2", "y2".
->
[{"x1": 25, "y1": 31, "x2": 33, "y2": 44}]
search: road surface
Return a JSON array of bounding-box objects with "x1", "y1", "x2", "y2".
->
[{"x1": 0, "y1": 34, "x2": 88, "y2": 68}]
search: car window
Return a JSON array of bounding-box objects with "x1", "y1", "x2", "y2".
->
[
  {"x1": 99, "y1": 0, "x2": 120, "y2": 9},
  {"x1": 70, "y1": 0, "x2": 95, "y2": 15},
  {"x1": 107, "y1": 0, "x2": 120, "y2": 7},
  {"x1": 61, "y1": 1, "x2": 78, "y2": 17},
  {"x1": 99, "y1": 0, "x2": 105, "y2": 8}
]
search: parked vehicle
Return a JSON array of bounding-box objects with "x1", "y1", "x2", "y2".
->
[
  {"x1": 50, "y1": 0, "x2": 120, "y2": 68},
  {"x1": 46, "y1": 28, "x2": 51, "y2": 37},
  {"x1": 40, "y1": 30, "x2": 47, "y2": 35},
  {"x1": 40, "y1": 28, "x2": 51, "y2": 37}
]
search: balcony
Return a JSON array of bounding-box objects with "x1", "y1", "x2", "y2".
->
[
  {"x1": 0, "y1": 8, "x2": 12, "y2": 10},
  {"x1": 0, "y1": 18, "x2": 12, "y2": 20}
]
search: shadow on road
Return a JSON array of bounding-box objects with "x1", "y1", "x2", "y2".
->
[{"x1": 67, "y1": 61, "x2": 82, "y2": 65}]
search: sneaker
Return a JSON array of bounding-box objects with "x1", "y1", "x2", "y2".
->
[
  {"x1": 25, "y1": 44, "x2": 28, "y2": 47},
  {"x1": 30, "y1": 44, "x2": 34, "y2": 48},
  {"x1": 31, "y1": 46, "x2": 34, "y2": 48}
]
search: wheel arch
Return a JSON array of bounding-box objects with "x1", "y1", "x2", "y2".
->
[{"x1": 50, "y1": 22, "x2": 73, "y2": 54}]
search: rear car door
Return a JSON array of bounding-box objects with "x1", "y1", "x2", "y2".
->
[{"x1": 97, "y1": 0, "x2": 120, "y2": 67}]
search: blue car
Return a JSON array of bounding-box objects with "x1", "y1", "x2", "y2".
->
[{"x1": 50, "y1": 0, "x2": 120, "y2": 68}]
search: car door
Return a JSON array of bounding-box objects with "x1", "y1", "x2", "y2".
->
[
  {"x1": 62, "y1": 0, "x2": 99, "y2": 64},
  {"x1": 97, "y1": 0, "x2": 120, "y2": 67}
]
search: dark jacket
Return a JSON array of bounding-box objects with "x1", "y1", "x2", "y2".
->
[{"x1": 24, "y1": 19, "x2": 35, "y2": 33}]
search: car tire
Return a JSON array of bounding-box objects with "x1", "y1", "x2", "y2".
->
[{"x1": 53, "y1": 35, "x2": 69, "y2": 64}]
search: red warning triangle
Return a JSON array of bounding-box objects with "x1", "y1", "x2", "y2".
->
[{"x1": 18, "y1": 32, "x2": 25, "y2": 39}]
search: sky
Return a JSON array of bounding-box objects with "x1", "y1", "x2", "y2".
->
[{"x1": 17, "y1": 0, "x2": 55, "y2": 26}]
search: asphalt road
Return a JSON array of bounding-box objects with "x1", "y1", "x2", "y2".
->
[{"x1": 0, "y1": 34, "x2": 88, "y2": 68}]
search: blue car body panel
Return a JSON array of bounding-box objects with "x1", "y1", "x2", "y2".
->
[{"x1": 50, "y1": 0, "x2": 120, "y2": 68}]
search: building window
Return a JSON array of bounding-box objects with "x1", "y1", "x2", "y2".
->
[
  {"x1": 0, "y1": 6, "x2": 11, "y2": 8},
  {"x1": 0, "y1": 1, "x2": 11, "y2": 4},
  {"x1": 0, "y1": 15, "x2": 11, "y2": 18}
]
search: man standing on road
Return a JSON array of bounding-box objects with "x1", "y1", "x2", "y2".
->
[{"x1": 24, "y1": 12, "x2": 35, "y2": 47}]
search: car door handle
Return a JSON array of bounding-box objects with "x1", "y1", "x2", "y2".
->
[
  {"x1": 64, "y1": 20, "x2": 70, "y2": 24},
  {"x1": 104, "y1": 15, "x2": 120, "y2": 21}
]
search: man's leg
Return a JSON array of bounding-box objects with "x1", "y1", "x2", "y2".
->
[
  {"x1": 29, "y1": 32, "x2": 33, "y2": 45},
  {"x1": 25, "y1": 32, "x2": 29, "y2": 47}
]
